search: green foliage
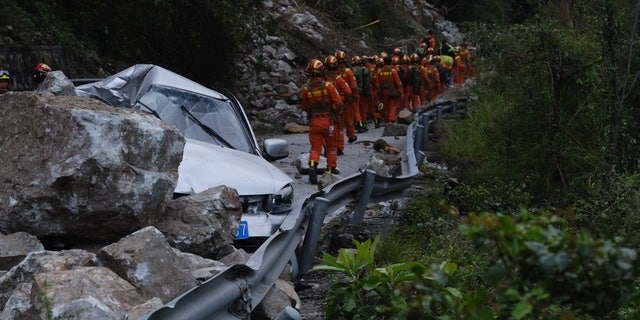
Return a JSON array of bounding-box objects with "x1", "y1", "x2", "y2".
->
[
  {"x1": 446, "y1": 177, "x2": 532, "y2": 215},
  {"x1": 460, "y1": 211, "x2": 640, "y2": 319},
  {"x1": 312, "y1": 238, "x2": 464, "y2": 319},
  {"x1": 443, "y1": 18, "x2": 613, "y2": 201},
  {"x1": 570, "y1": 171, "x2": 640, "y2": 245}
]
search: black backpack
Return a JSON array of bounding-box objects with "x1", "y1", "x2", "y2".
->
[
  {"x1": 410, "y1": 67, "x2": 423, "y2": 93},
  {"x1": 353, "y1": 67, "x2": 371, "y2": 96}
]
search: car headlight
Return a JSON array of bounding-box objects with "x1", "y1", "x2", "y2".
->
[{"x1": 269, "y1": 184, "x2": 294, "y2": 214}]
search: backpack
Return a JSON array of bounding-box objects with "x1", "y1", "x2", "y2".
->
[
  {"x1": 353, "y1": 67, "x2": 371, "y2": 96},
  {"x1": 398, "y1": 67, "x2": 408, "y2": 88},
  {"x1": 410, "y1": 67, "x2": 423, "y2": 94},
  {"x1": 380, "y1": 68, "x2": 400, "y2": 98}
]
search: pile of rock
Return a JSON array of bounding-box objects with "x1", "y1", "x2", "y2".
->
[{"x1": 0, "y1": 92, "x2": 297, "y2": 319}]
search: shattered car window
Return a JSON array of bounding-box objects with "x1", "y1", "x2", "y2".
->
[{"x1": 135, "y1": 85, "x2": 254, "y2": 153}]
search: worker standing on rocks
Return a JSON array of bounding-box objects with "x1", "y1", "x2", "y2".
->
[{"x1": 300, "y1": 59, "x2": 342, "y2": 184}]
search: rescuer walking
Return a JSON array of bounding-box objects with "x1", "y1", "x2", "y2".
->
[{"x1": 300, "y1": 59, "x2": 342, "y2": 184}]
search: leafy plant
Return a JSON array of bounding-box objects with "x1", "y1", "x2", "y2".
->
[
  {"x1": 460, "y1": 211, "x2": 640, "y2": 319},
  {"x1": 312, "y1": 238, "x2": 465, "y2": 319}
]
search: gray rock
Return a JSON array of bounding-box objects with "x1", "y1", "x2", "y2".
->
[
  {"x1": 0, "y1": 232, "x2": 44, "y2": 271},
  {"x1": 156, "y1": 186, "x2": 242, "y2": 259},
  {"x1": 0, "y1": 92, "x2": 184, "y2": 242},
  {"x1": 0, "y1": 249, "x2": 96, "y2": 308},
  {"x1": 96, "y1": 226, "x2": 197, "y2": 302},
  {"x1": 30, "y1": 267, "x2": 146, "y2": 320}
]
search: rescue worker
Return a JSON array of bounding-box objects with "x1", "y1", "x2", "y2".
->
[
  {"x1": 431, "y1": 56, "x2": 447, "y2": 97},
  {"x1": 33, "y1": 63, "x2": 52, "y2": 90},
  {"x1": 300, "y1": 59, "x2": 342, "y2": 184},
  {"x1": 415, "y1": 42, "x2": 428, "y2": 60},
  {"x1": 440, "y1": 39, "x2": 456, "y2": 87},
  {"x1": 423, "y1": 57, "x2": 443, "y2": 100},
  {"x1": 420, "y1": 29, "x2": 437, "y2": 50},
  {"x1": 377, "y1": 53, "x2": 404, "y2": 123},
  {"x1": 351, "y1": 55, "x2": 372, "y2": 132},
  {"x1": 369, "y1": 56, "x2": 384, "y2": 128},
  {"x1": 405, "y1": 53, "x2": 429, "y2": 111},
  {"x1": 453, "y1": 47, "x2": 467, "y2": 85},
  {"x1": 334, "y1": 50, "x2": 360, "y2": 141},
  {"x1": 324, "y1": 55, "x2": 352, "y2": 156},
  {"x1": 0, "y1": 68, "x2": 10, "y2": 94}
]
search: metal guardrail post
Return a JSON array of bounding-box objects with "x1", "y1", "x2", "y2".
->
[
  {"x1": 452, "y1": 100, "x2": 458, "y2": 113},
  {"x1": 422, "y1": 113, "x2": 430, "y2": 150},
  {"x1": 298, "y1": 197, "x2": 330, "y2": 274},
  {"x1": 351, "y1": 169, "x2": 376, "y2": 225},
  {"x1": 436, "y1": 105, "x2": 443, "y2": 118},
  {"x1": 415, "y1": 124, "x2": 424, "y2": 151}
]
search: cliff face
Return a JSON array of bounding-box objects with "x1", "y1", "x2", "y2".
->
[{"x1": 0, "y1": 0, "x2": 463, "y2": 131}]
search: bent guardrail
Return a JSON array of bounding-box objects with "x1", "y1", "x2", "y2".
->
[{"x1": 141, "y1": 97, "x2": 471, "y2": 320}]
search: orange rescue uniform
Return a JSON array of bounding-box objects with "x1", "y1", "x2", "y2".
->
[{"x1": 301, "y1": 77, "x2": 342, "y2": 169}]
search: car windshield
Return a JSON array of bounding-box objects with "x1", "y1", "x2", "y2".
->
[{"x1": 134, "y1": 85, "x2": 255, "y2": 153}]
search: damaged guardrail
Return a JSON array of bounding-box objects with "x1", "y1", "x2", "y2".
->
[{"x1": 141, "y1": 98, "x2": 471, "y2": 320}]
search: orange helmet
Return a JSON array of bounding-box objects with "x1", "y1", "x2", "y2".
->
[
  {"x1": 432, "y1": 55, "x2": 441, "y2": 62},
  {"x1": 421, "y1": 57, "x2": 429, "y2": 67},
  {"x1": 391, "y1": 55, "x2": 401, "y2": 65},
  {"x1": 418, "y1": 42, "x2": 427, "y2": 48},
  {"x1": 427, "y1": 47, "x2": 434, "y2": 53},
  {"x1": 376, "y1": 57, "x2": 384, "y2": 67},
  {"x1": 351, "y1": 55, "x2": 361, "y2": 66},
  {"x1": 401, "y1": 54, "x2": 410, "y2": 64},
  {"x1": 307, "y1": 59, "x2": 325, "y2": 76},
  {"x1": 33, "y1": 63, "x2": 52, "y2": 84},
  {"x1": 34, "y1": 63, "x2": 52, "y2": 73},
  {"x1": 324, "y1": 55, "x2": 339, "y2": 69},
  {"x1": 410, "y1": 53, "x2": 420, "y2": 63},
  {"x1": 393, "y1": 47, "x2": 402, "y2": 56},
  {"x1": 379, "y1": 51, "x2": 389, "y2": 59},
  {"x1": 334, "y1": 50, "x2": 347, "y2": 63}
]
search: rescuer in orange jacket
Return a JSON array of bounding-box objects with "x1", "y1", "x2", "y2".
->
[
  {"x1": 324, "y1": 55, "x2": 353, "y2": 156},
  {"x1": 335, "y1": 50, "x2": 360, "y2": 142},
  {"x1": 301, "y1": 59, "x2": 342, "y2": 184},
  {"x1": 419, "y1": 29, "x2": 437, "y2": 50},
  {"x1": 369, "y1": 56, "x2": 384, "y2": 128},
  {"x1": 404, "y1": 53, "x2": 429, "y2": 111},
  {"x1": 378, "y1": 53, "x2": 404, "y2": 122}
]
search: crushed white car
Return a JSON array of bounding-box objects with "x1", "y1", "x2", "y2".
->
[{"x1": 74, "y1": 64, "x2": 294, "y2": 247}]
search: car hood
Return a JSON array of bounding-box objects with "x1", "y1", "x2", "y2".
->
[{"x1": 175, "y1": 138, "x2": 292, "y2": 195}]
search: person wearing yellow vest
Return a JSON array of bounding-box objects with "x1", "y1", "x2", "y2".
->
[{"x1": 301, "y1": 59, "x2": 343, "y2": 184}]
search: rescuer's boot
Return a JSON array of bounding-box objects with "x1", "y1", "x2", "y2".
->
[{"x1": 308, "y1": 161, "x2": 318, "y2": 184}]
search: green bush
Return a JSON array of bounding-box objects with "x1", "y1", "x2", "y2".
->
[
  {"x1": 312, "y1": 238, "x2": 464, "y2": 319},
  {"x1": 460, "y1": 211, "x2": 640, "y2": 319}
]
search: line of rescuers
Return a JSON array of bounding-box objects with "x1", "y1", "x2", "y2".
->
[
  {"x1": 300, "y1": 46, "x2": 476, "y2": 184},
  {"x1": 0, "y1": 62, "x2": 54, "y2": 94}
]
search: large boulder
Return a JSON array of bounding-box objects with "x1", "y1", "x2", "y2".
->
[
  {"x1": 96, "y1": 226, "x2": 199, "y2": 302},
  {"x1": 0, "y1": 232, "x2": 44, "y2": 271},
  {"x1": 0, "y1": 249, "x2": 97, "y2": 308},
  {"x1": 0, "y1": 92, "x2": 185, "y2": 242},
  {"x1": 156, "y1": 186, "x2": 243, "y2": 259}
]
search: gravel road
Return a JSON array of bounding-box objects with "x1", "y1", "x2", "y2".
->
[{"x1": 268, "y1": 124, "x2": 408, "y2": 201}]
